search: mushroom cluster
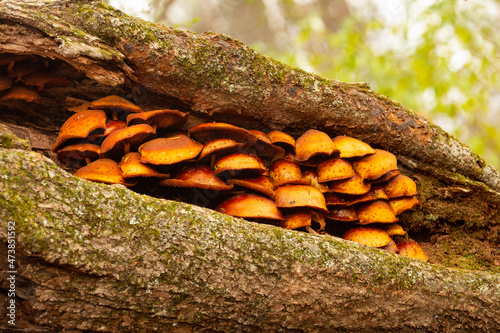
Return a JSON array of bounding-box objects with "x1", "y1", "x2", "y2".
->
[
  {"x1": 51, "y1": 95, "x2": 427, "y2": 261},
  {"x1": 0, "y1": 53, "x2": 72, "y2": 102}
]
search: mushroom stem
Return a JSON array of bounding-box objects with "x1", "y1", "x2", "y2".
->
[
  {"x1": 210, "y1": 154, "x2": 216, "y2": 168},
  {"x1": 311, "y1": 211, "x2": 326, "y2": 233},
  {"x1": 7, "y1": 61, "x2": 14, "y2": 72},
  {"x1": 305, "y1": 226, "x2": 319, "y2": 235},
  {"x1": 112, "y1": 111, "x2": 118, "y2": 121},
  {"x1": 85, "y1": 157, "x2": 91, "y2": 165},
  {"x1": 124, "y1": 141, "x2": 131, "y2": 155}
]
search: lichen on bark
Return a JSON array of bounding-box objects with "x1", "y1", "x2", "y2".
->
[{"x1": 1, "y1": 144, "x2": 500, "y2": 332}]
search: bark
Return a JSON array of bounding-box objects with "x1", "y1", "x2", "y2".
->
[{"x1": 0, "y1": 0, "x2": 499, "y2": 332}]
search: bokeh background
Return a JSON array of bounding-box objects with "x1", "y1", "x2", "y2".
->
[{"x1": 106, "y1": 0, "x2": 500, "y2": 169}]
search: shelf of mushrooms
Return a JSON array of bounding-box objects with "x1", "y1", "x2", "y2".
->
[
  {"x1": 0, "y1": 52, "x2": 427, "y2": 262},
  {"x1": 51, "y1": 95, "x2": 427, "y2": 262}
]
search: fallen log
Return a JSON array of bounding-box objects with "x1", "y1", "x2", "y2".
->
[{"x1": 0, "y1": 0, "x2": 499, "y2": 331}]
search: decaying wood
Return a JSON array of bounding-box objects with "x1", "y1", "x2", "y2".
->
[{"x1": 0, "y1": 0, "x2": 499, "y2": 332}]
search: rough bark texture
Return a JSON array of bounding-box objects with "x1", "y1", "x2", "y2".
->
[{"x1": 0, "y1": 0, "x2": 499, "y2": 332}]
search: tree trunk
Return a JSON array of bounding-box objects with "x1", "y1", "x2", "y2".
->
[{"x1": 0, "y1": 0, "x2": 499, "y2": 332}]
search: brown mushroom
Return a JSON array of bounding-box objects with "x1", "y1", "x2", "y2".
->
[
  {"x1": 87, "y1": 120, "x2": 127, "y2": 143},
  {"x1": 188, "y1": 122, "x2": 258, "y2": 146},
  {"x1": 267, "y1": 130, "x2": 296, "y2": 153},
  {"x1": 159, "y1": 165, "x2": 233, "y2": 190},
  {"x1": 52, "y1": 110, "x2": 107, "y2": 152},
  {"x1": 0, "y1": 75, "x2": 13, "y2": 92},
  {"x1": 367, "y1": 169, "x2": 401, "y2": 184},
  {"x1": 327, "y1": 172, "x2": 371, "y2": 195},
  {"x1": 279, "y1": 210, "x2": 312, "y2": 229},
  {"x1": 356, "y1": 200, "x2": 399, "y2": 225},
  {"x1": 6, "y1": 60, "x2": 43, "y2": 78},
  {"x1": 89, "y1": 95, "x2": 143, "y2": 120},
  {"x1": 56, "y1": 143, "x2": 100, "y2": 166},
  {"x1": 352, "y1": 149, "x2": 399, "y2": 181},
  {"x1": 126, "y1": 109, "x2": 189, "y2": 130},
  {"x1": 228, "y1": 175, "x2": 275, "y2": 199},
  {"x1": 317, "y1": 158, "x2": 355, "y2": 183},
  {"x1": 342, "y1": 227, "x2": 392, "y2": 248},
  {"x1": 384, "y1": 174, "x2": 418, "y2": 198},
  {"x1": 270, "y1": 159, "x2": 310, "y2": 187},
  {"x1": 21, "y1": 70, "x2": 72, "y2": 91},
  {"x1": 213, "y1": 153, "x2": 267, "y2": 177},
  {"x1": 100, "y1": 124, "x2": 156, "y2": 160},
  {"x1": 119, "y1": 152, "x2": 169, "y2": 179},
  {"x1": 326, "y1": 207, "x2": 358, "y2": 222},
  {"x1": 301, "y1": 169, "x2": 329, "y2": 193},
  {"x1": 248, "y1": 129, "x2": 285, "y2": 159},
  {"x1": 216, "y1": 193, "x2": 285, "y2": 221},
  {"x1": 1, "y1": 85, "x2": 40, "y2": 102},
  {"x1": 197, "y1": 139, "x2": 244, "y2": 166},
  {"x1": 294, "y1": 129, "x2": 338, "y2": 162},
  {"x1": 397, "y1": 240, "x2": 429, "y2": 261},
  {"x1": 274, "y1": 185, "x2": 328, "y2": 212},
  {"x1": 139, "y1": 134, "x2": 203, "y2": 165},
  {"x1": 382, "y1": 239, "x2": 399, "y2": 253},
  {"x1": 75, "y1": 158, "x2": 133, "y2": 186},
  {"x1": 331, "y1": 135, "x2": 376, "y2": 158},
  {"x1": 389, "y1": 196, "x2": 420, "y2": 215},
  {"x1": 381, "y1": 223, "x2": 406, "y2": 237}
]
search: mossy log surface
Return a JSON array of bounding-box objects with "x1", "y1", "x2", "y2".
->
[
  {"x1": 1, "y1": 145, "x2": 499, "y2": 332},
  {"x1": 1, "y1": 0, "x2": 500, "y2": 331}
]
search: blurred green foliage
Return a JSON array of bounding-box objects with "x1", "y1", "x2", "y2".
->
[
  {"x1": 260, "y1": 0, "x2": 500, "y2": 169},
  {"x1": 114, "y1": 0, "x2": 500, "y2": 169}
]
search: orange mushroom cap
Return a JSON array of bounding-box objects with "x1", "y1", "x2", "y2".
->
[
  {"x1": 331, "y1": 135, "x2": 376, "y2": 158},
  {"x1": 384, "y1": 174, "x2": 418, "y2": 198},
  {"x1": 75, "y1": 158, "x2": 133, "y2": 186},
  {"x1": 327, "y1": 172, "x2": 371, "y2": 195},
  {"x1": 1, "y1": 85, "x2": 40, "y2": 102},
  {"x1": 52, "y1": 110, "x2": 107, "y2": 152},
  {"x1": 342, "y1": 227, "x2": 392, "y2": 248},
  {"x1": 381, "y1": 223, "x2": 406, "y2": 237},
  {"x1": 352, "y1": 149, "x2": 399, "y2": 180},
  {"x1": 356, "y1": 199, "x2": 399, "y2": 225},
  {"x1": 89, "y1": 95, "x2": 143, "y2": 114},
  {"x1": 326, "y1": 207, "x2": 358, "y2": 222},
  {"x1": 159, "y1": 165, "x2": 233, "y2": 190},
  {"x1": 248, "y1": 129, "x2": 285, "y2": 159},
  {"x1": 119, "y1": 152, "x2": 169, "y2": 179},
  {"x1": 270, "y1": 159, "x2": 310, "y2": 187},
  {"x1": 189, "y1": 122, "x2": 258, "y2": 146},
  {"x1": 139, "y1": 134, "x2": 203, "y2": 165},
  {"x1": 216, "y1": 193, "x2": 285, "y2": 220},
  {"x1": 213, "y1": 153, "x2": 267, "y2": 177},
  {"x1": 294, "y1": 129, "x2": 338, "y2": 162},
  {"x1": 197, "y1": 139, "x2": 244, "y2": 164},
  {"x1": 279, "y1": 210, "x2": 312, "y2": 229},
  {"x1": 267, "y1": 130, "x2": 296, "y2": 153},
  {"x1": 228, "y1": 175, "x2": 275, "y2": 199},
  {"x1": 275, "y1": 185, "x2": 328, "y2": 212},
  {"x1": 0, "y1": 75, "x2": 13, "y2": 92},
  {"x1": 397, "y1": 240, "x2": 429, "y2": 261},
  {"x1": 368, "y1": 169, "x2": 401, "y2": 184},
  {"x1": 301, "y1": 169, "x2": 329, "y2": 193},
  {"x1": 100, "y1": 124, "x2": 156, "y2": 160},
  {"x1": 56, "y1": 143, "x2": 100, "y2": 166},
  {"x1": 382, "y1": 239, "x2": 399, "y2": 253},
  {"x1": 21, "y1": 70, "x2": 72, "y2": 91},
  {"x1": 317, "y1": 158, "x2": 355, "y2": 183},
  {"x1": 126, "y1": 109, "x2": 189, "y2": 129},
  {"x1": 389, "y1": 196, "x2": 420, "y2": 215}
]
